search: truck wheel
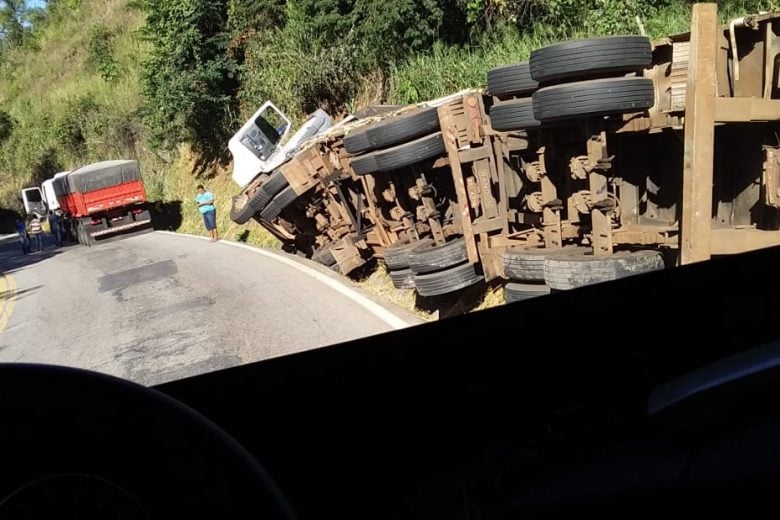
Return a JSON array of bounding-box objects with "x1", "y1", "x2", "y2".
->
[
  {"x1": 532, "y1": 77, "x2": 654, "y2": 123},
  {"x1": 75, "y1": 222, "x2": 84, "y2": 246},
  {"x1": 256, "y1": 170, "x2": 289, "y2": 207},
  {"x1": 502, "y1": 245, "x2": 585, "y2": 283},
  {"x1": 344, "y1": 130, "x2": 373, "y2": 154},
  {"x1": 489, "y1": 98, "x2": 540, "y2": 131},
  {"x1": 543, "y1": 249, "x2": 665, "y2": 290},
  {"x1": 504, "y1": 282, "x2": 551, "y2": 303},
  {"x1": 351, "y1": 151, "x2": 380, "y2": 176},
  {"x1": 344, "y1": 107, "x2": 441, "y2": 155},
  {"x1": 80, "y1": 224, "x2": 94, "y2": 247},
  {"x1": 259, "y1": 186, "x2": 298, "y2": 221},
  {"x1": 375, "y1": 132, "x2": 445, "y2": 172},
  {"x1": 366, "y1": 107, "x2": 440, "y2": 150},
  {"x1": 408, "y1": 238, "x2": 468, "y2": 275},
  {"x1": 231, "y1": 184, "x2": 274, "y2": 225},
  {"x1": 529, "y1": 35, "x2": 652, "y2": 84},
  {"x1": 487, "y1": 62, "x2": 538, "y2": 98},
  {"x1": 230, "y1": 194, "x2": 256, "y2": 225},
  {"x1": 389, "y1": 268, "x2": 416, "y2": 290},
  {"x1": 414, "y1": 262, "x2": 483, "y2": 297},
  {"x1": 384, "y1": 237, "x2": 432, "y2": 270}
]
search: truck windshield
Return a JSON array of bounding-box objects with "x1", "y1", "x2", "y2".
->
[
  {"x1": 254, "y1": 111, "x2": 284, "y2": 145},
  {"x1": 24, "y1": 189, "x2": 42, "y2": 202}
]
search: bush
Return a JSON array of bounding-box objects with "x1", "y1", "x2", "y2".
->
[
  {"x1": 53, "y1": 95, "x2": 101, "y2": 156},
  {"x1": 0, "y1": 110, "x2": 13, "y2": 144},
  {"x1": 87, "y1": 25, "x2": 120, "y2": 81}
]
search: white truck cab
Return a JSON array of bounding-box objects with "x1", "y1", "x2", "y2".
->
[
  {"x1": 41, "y1": 171, "x2": 69, "y2": 212},
  {"x1": 21, "y1": 187, "x2": 47, "y2": 218},
  {"x1": 229, "y1": 101, "x2": 333, "y2": 189}
]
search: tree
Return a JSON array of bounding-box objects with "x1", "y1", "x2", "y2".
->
[
  {"x1": 0, "y1": 0, "x2": 27, "y2": 47},
  {"x1": 139, "y1": 0, "x2": 239, "y2": 161}
]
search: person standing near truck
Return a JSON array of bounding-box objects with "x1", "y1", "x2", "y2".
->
[
  {"x1": 195, "y1": 185, "x2": 218, "y2": 242},
  {"x1": 16, "y1": 218, "x2": 30, "y2": 254},
  {"x1": 47, "y1": 210, "x2": 63, "y2": 247},
  {"x1": 28, "y1": 215, "x2": 43, "y2": 252}
]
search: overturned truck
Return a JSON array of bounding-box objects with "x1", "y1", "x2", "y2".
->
[{"x1": 230, "y1": 3, "x2": 780, "y2": 303}]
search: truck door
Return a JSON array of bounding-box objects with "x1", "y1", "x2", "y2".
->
[
  {"x1": 21, "y1": 187, "x2": 47, "y2": 217},
  {"x1": 41, "y1": 179, "x2": 60, "y2": 211}
]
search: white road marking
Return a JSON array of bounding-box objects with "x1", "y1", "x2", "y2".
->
[{"x1": 157, "y1": 231, "x2": 416, "y2": 330}]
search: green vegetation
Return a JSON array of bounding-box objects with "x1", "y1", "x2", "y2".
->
[{"x1": 1, "y1": 0, "x2": 780, "y2": 232}]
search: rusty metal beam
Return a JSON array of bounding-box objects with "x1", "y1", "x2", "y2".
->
[
  {"x1": 438, "y1": 105, "x2": 479, "y2": 264},
  {"x1": 681, "y1": 3, "x2": 718, "y2": 265},
  {"x1": 458, "y1": 146, "x2": 491, "y2": 163},
  {"x1": 714, "y1": 97, "x2": 780, "y2": 122},
  {"x1": 711, "y1": 228, "x2": 780, "y2": 254}
]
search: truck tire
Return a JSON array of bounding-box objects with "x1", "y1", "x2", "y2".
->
[
  {"x1": 344, "y1": 130, "x2": 373, "y2": 154},
  {"x1": 408, "y1": 238, "x2": 468, "y2": 275},
  {"x1": 529, "y1": 35, "x2": 652, "y2": 84},
  {"x1": 230, "y1": 193, "x2": 256, "y2": 225},
  {"x1": 344, "y1": 107, "x2": 441, "y2": 155},
  {"x1": 257, "y1": 170, "x2": 289, "y2": 206},
  {"x1": 489, "y1": 98, "x2": 540, "y2": 131},
  {"x1": 384, "y1": 237, "x2": 432, "y2": 270},
  {"x1": 543, "y1": 249, "x2": 665, "y2": 290},
  {"x1": 75, "y1": 221, "x2": 85, "y2": 246},
  {"x1": 375, "y1": 132, "x2": 445, "y2": 172},
  {"x1": 414, "y1": 262, "x2": 483, "y2": 297},
  {"x1": 502, "y1": 245, "x2": 585, "y2": 282},
  {"x1": 532, "y1": 77, "x2": 654, "y2": 123},
  {"x1": 259, "y1": 186, "x2": 298, "y2": 221},
  {"x1": 351, "y1": 152, "x2": 380, "y2": 176},
  {"x1": 487, "y1": 62, "x2": 538, "y2": 98},
  {"x1": 366, "y1": 107, "x2": 440, "y2": 149},
  {"x1": 389, "y1": 268, "x2": 416, "y2": 290},
  {"x1": 504, "y1": 282, "x2": 551, "y2": 303}
]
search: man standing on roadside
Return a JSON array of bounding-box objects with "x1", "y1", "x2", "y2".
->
[
  {"x1": 16, "y1": 218, "x2": 30, "y2": 254},
  {"x1": 28, "y1": 214, "x2": 43, "y2": 252},
  {"x1": 48, "y1": 210, "x2": 63, "y2": 247},
  {"x1": 195, "y1": 184, "x2": 218, "y2": 242}
]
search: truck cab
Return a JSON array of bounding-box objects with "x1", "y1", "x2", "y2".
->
[
  {"x1": 41, "y1": 171, "x2": 69, "y2": 213},
  {"x1": 229, "y1": 101, "x2": 332, "y2": 189},
  {"x1": 21, "y1": 187, "x2": 47, "y2": 218}
]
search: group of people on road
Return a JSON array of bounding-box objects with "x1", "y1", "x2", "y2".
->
[{"x1": 16, "y1": 211, "x2": 63, "y2": 254}]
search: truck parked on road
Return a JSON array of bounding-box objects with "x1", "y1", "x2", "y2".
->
[{"x1": 22, "y1": 160, "x2": 151, "y2": 246}]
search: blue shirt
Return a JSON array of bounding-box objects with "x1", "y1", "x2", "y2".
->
[{"x1": 196, "y1": 191, "x2": 215, "y2": 214}]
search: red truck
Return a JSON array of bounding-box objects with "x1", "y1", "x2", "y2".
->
[{"x1": 49, "y1": 160, "x2": 151, "y2": 246}]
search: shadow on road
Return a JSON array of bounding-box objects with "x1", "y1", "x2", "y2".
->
[
  {"x1": 0, "y1": 285, "x2": 42, "y2": 301},
  {"x1": 0, "y1": 235, "x2": 69, "y2": 274},
  {"x1": 149, "y1": 200, "x2": 183, "y2": 231}
]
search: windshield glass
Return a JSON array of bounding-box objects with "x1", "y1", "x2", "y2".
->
[
  {"x1": 0, "y1": 0, "x2": 771, "y2": 399},
  {"x1": 254, "y1": 109, "x2": 285, "y2": 145},
  {"x1": 24, "y1": 189, "x2": 42, "y2": 203}
]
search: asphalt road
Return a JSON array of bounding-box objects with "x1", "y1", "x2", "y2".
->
[{"x1": 0, "y1": 230, "x2": 418, "y2": 386}]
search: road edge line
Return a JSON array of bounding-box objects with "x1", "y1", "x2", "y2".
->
[{"x1": 156, "y1": 231, "x2": 419, "y2": 330}]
